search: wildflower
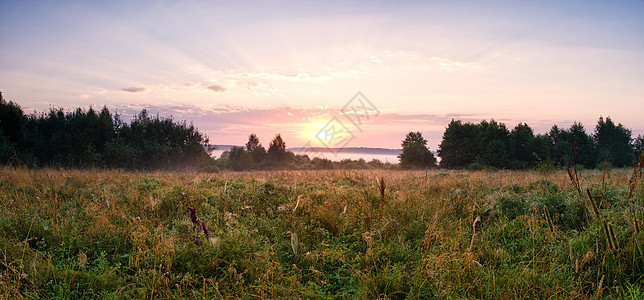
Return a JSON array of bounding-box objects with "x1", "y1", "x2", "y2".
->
[{"x1": 188, "y1": 206, "x2": 210, "y2": 245}]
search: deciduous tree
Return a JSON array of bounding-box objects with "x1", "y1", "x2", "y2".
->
[{"x1": 399, "y1": 131, "x2": 436, "y2": 168}]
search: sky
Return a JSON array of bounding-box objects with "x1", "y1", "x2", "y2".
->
[{"x1": 1, "y1": 0, "x2": 643, "y2": 150}]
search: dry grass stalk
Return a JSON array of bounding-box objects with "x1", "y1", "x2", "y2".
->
[
  {"x1": 602, "y1": 220, "x2": 615, "y2": 251},
  {"x1": 586, "y1": 189, "x2": 600, "y2": 218},
  {"x1": 1, "y1": 248, "x2": 50, "y2": 300},
  {"x1": 607, "y1": 222, "x2": 618, "y2": 250},
  {"x1": 467, "y1": 216, "x2": 481, "y2": 252},
  {"x1": 566, "y1": 143, "x2": 582, "y2": 195},
  {"x1": 584, "y1": 184, "x2": 617, "y2": 253},
  {"x1": 293, "y1": 195, "x2": 302, "y2": 214},
  {"x1": 78, "y1": 252, "x2": 87, "y2": 269},
  {"x1": 362, "y1": 231, "x2": 373, "y2": 255},
  {"x1": 542, "y1": 206, "x2": 555, "y2": 233},
  {"x1": 378, "y1": 176, "x2": 386, "y2": 209},
  {"x1": 290, "y1": 231, "x2": 299, "y2": 256},
  {"x1": 634, "y1": 234, "x2": 644, "y2": 264},
  {"x1": 627, "y1": 152, "x2": 644, "y2": 201},
  {"x1": 633, "y1": 211, "x2": 640, "y2": 234},
  {"x1": 596, "y1": 274, "x2": 605, "y2": 300},
  {"x1": 628, "y1": 152, "x2": 644, "y2": 233},
  {"x1": 566, "y1": 165, "x2": 582, "y2": 195}
]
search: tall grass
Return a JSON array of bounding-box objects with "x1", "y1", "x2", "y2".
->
[{"x1": 1, "y1": 167, "x2": 643, "y2": 298}]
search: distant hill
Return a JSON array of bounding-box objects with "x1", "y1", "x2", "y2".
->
[
  {"x1": 289, "y1": 147, "x2": 401, "y2": 155},
  {"x1": 211, "y1": 145, "x2": 402, "y2": 155}
]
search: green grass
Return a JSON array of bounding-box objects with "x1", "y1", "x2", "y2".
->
[{"x1": 1, "y1": 167, "x2": 643, "y2": 299}]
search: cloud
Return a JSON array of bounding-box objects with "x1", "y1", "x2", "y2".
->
[
  {"x1": 207, "y1": 85, "x2": 228, "y2": 93},
  {"x1": 224, "y1": 71, "x2": 338, "y2": 82},
  {"x1": 430, "y1": 57, "x2": 479, "y2": 71},
  {"x1": 243, "y1": 81, "x2": 280, "y2": 95},
  {"x1": 120, "y1": 87, "x2": 149, "y2": 93}
]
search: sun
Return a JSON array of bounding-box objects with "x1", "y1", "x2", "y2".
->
[{"x1": 300, "y1": 118, "x2": 329, "y2": 146}]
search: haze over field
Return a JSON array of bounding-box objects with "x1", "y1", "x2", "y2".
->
[{"x1": 1, "y1": 0, "x2": 643, "y2": 151}]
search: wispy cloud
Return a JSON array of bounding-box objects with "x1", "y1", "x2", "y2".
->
[
  {"x1": 223, "y1": 71, "x2": 338, "y2": 82},
  {"x1": 430, "y1": 57, "x2": 479, "y2": 71},
  {"x1": 120, "y1": 87, "x2": 149, "y2": 93},
  {"x1": 243, "y1": 81, "x2": 280, "y2": 95}
]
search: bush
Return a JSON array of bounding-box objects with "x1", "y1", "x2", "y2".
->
[
  {"x1": 467, "y1": 162, "x2": 485, "y2": 171},
  {"x1": 496, "y1": 196, "x2": 528, "y2": 220}
]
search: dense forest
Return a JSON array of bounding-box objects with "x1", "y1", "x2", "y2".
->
[
  {"x1": 437, "y1": 118, "x2": 644, "y2": 170},
  {"x1": 1, "y1": 93, "x2": 642, "y2": 170},
  {"x1": 0, "y1": 93, "x2": 213, "y2": 170}
]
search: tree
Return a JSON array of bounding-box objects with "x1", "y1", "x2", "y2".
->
[
  {"x1": 398, "y1": 131, "x2": 436, "y2": 168},
  {"x1": 476, "y1": 119, "x2": 510, "y2": 168},
  {"x1": 402, "y1": 131, "x2": 427, "y2": 148},
  {"x1": 267, "y1": 134, "x2": 288, "y2": 162},
  {"x1": 225, "y1": 146, "x2": 252, "y2": 170},
  {"x1": 593, "y1": 116, "x2": 633, "y2": 167},
  {"x1": 546, "y1": 124, "x2": 571, "y2": 166},
  {"x1": 246, "y1": 133, "x2": 266, "y2": 163},
  {"x1": 246, "y1": 134, "x2": 261, "y2": 152},
  {"x1": 112, "y1": 109, "x2": 211, "y2": 169},
  {"x1": 0, "y1": 92, "x2": 27, "y2": 163},
  {"x1": 0, "y1": 92, "x2": 27, "y2": 145},
  {"x1": 482, "y1": 139, "x2": 509, "y2": 168},
  {"x1": 438, "y1": 120, "x2": 479, "y2": 168},
  {"x1": 568, "y1": 122, "x2": 596, "y2": 168},
  {"x1": 634, "y1": 135, "x2": 644, "y2": 157},
  {"x1": 509, "y1": 123, "x2": 535, "y2": 168}
]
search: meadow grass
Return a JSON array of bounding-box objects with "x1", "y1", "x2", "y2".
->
[{"x1": 1, "y1": 167, "x2": 643, "y2": 299}]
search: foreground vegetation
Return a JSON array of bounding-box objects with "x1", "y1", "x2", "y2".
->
[{"x1": 1, "y1": 166, "x2": 643, "y2": 299}]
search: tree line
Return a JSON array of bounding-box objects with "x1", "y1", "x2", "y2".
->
[
  {"x1": 218, "y1": 133, "x2": 397, "y2": 170},
  {"x1": 399, "y1": 117, "x2": 642, "y2": 170},
  {"x1": 0, "y1": 93, "x2": 213, "y2": 170},
  {"x1": 3, "y1": 92, "x2": 642, "y2": 171},
  {"x1": 0, "y1": 93, "x2": 395, "y2": 171}
]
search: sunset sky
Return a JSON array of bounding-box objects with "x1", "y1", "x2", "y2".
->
[{"x1": 1, "y1": 0, "x2": 643, "y2": 150}]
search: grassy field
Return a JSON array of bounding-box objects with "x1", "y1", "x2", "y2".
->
[{"x1": 1, "y1": 167, "x2": 643, "y2": 299}]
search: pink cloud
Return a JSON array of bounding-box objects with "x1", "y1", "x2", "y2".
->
[
  {"x1": 120, "y1": 87, "x2": 149, "y2": 93},
  {"x1": 207, "y1": 85, "x2": 227, "y2": 93}
]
